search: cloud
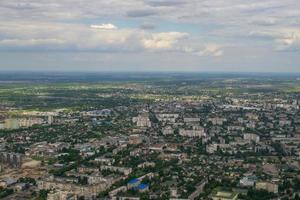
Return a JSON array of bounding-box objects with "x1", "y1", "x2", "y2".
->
[
  {"x1": 0, "y1": 21, "x2": 137, "y2": 51},
  {"x1": 139, "y1": 23, "x2": 155, "y2": 30},
  {"x1": 0, "y1": 21, "x2": 200, "y2": 55},
  {"x1": 248, "y1": 30, "x2": 280, "y2": 40},
  {"x1": 275, "y1": 32, "x2": 300, "y2": 51},
  {"x1": 145, "y1": 0, "x2": 186, "y2": 7},
  {"x1": 142, "y1": 32, "x2": 189, "y2": 50},
  {"x1": 0, "y1": 39, "x2": 64, "y2": 46},
  {"x1": 90, "y1": 24, "x2": 118, "y2": 30},
  {"x1": 248, "y1": 17, "x2": 278, "y2": 26},
  {"x1": 248, "y1": 28, "x2": 300, "y2": 51},
  {"x1": 196, "y1": 45, "x2": 224, "y2": 57},
  {"x1": 0, "y1": 0, "x2": 300, "y2": 72},
  {"x1": 126, "y1": 9, "x2": 157, "y2": 18}
]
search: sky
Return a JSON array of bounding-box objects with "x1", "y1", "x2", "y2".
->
[{"x1": 0, "y1": 0, "x2": 300, "y2": 72}]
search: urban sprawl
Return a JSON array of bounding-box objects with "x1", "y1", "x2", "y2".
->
[{"x1": 0, "y1": 73, "x2": 299, "y2": 200}]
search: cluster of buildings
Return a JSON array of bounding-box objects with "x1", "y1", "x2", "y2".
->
[
  {"x1": 0, "y1": 80, "x2": 300, "y2": 199},
  {"x1": 0, "y1": 152, "x2": 23, "y2": 168}
]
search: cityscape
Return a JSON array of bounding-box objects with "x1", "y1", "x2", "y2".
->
[
  {"x1": 0, "y1": 0, "x2": 300, "y2": 199},
  {"x1": 0, "y1": 72, "x2": 299, "y2": 199}
]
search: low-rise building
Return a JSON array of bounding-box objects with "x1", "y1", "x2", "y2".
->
[{"x1": 255, "y1": 181, "x2": 278, "y2": 193}]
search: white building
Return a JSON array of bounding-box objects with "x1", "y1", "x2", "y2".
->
[
  {"x1": 156, "y1": 113, "x2": 179, "y2": 123},
  {"x1": 244, "y1": 133, "x2": 260, "y2": 143},
  {"x1": 239, "y1": 175, "x2": 257, "y2": 187},
  {"x1": 163, "y1": 126, "x2": 174, "y2": 135},
  {"x1": 179, "y1": 127, "x2": 206, "y2": 138},
  {"x1": 132, "y1": 115, "x2": 151, "y2": 127},
  {"x1": 18, "y1": 118, "x2": 44, "y2": 128},
  {"x1": 184, "y1": 118, "x2": 200, "y2": 123},
  {"x1": 208, "y1": 117, "x2": 226, "y2": 125}
]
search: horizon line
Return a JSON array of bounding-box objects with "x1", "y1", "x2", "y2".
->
[{"x1": 0, "y1": 70, "x2": 300, "y2": 75}]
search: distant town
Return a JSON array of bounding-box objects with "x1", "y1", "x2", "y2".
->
[{"x1": 0, "y1": 72, "x2": 299, "y2": 200}]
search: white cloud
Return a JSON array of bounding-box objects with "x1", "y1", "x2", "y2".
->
[
  {"x1": 0, "y1": 21, "x2": 199, "y2": 54},
  {"x1": 275, "y1": 32, "x2": 300, "y2": 51},
  {"x1": 196, "y1": 44, "x2": 224, "y2": 57},
  {"x1": 0, "y1": 21, "x2": 222, "y2": 57},
  {"x1": 0, "y1": 38, "x2": 65, "y2": 46},
  {"x1": 90, "y1": 24, "x2": 118, "y2": 30},
  {"x1": 248, "y1": 17, "x2": 279, "y2": 26},
  {"x1": 0, "y1": 21, "x2": 135, "y2": 50},
  {"x1": 142, "y1": 32, "x2": 189, "y2": 50},
  {"x1": 248, "y1": 28, "x2": 300, "y2": 51}
]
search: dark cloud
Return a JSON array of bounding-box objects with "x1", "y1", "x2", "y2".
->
[
  {"x1": 0, "y1": 2, "x2": 38, "y2": 10},
  {"x1": 139, "y1": 23, "x2": 155, "y2": 30},
  {"x1": 126, "y1": 9, "x2": 157, "y2": 18},
  {"x1": 145, "y1": 0, "x2": 186, "y2": 7}
]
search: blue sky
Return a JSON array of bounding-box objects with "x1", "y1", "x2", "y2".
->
[{"x1": 0, "y1": 0, "x2": 299, "y2": 72}]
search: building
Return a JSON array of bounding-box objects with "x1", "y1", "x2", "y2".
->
[
  {"x1": 38, "y1": 179, "x2": 109, "y2": 198},
  {"x1": 163, "y1": 126, "x2": 174, "y2": 135},
  {"x1": 244, "y1": 133, "x2": 260, "y2": 143},
  {"x1": 0, "y1": 123, "x2": 4, "y2": 130},
  {"x1": 132, "y1": 114, "x2": 151, "y2": 127},
  {"x1": 209, "y1": 117, "x2": 227, "y2": 126},
  {"x1": 0, "y1": 152, "x2": 23, "y2": 168},
  {"x1": 3, "y1": 118, "x2": 19, "y2": 129},
  {"x1": 129, "y1": 134, "x2": 143, "y2": 145},
  {"x1": 255, "y1": 181, "x2": 278, "y2": 193},
  {"x1": 188, "y1": 180, "x2": 207, "y2": 200},
  {"x1": 82, "y1": 109, "x2": 112, "y2": 117},
  {"x1": 109, "y1": 186, "x2": 127, "y2": 197},
  {"x1": 239, "y1": 175, "x2": 257, "y2": 187},
  {"x1": 100, "y1": 166, "x2": 132, "y2": 176},
  {"x1": 133, "y1": 183, "x2": 149, "y2": 192},
  {"x1": 156, "y1": 113, "x2": 179, "y2": 123},
  {"x1": 0, "y1": 178, "x2": 17, "y2": 188},
  {"x1": 48, "y1": 115, "x2": 54, "y2": 125},
  {"x1": 211, "y1": 189, "x2": 239, "y2": 200},
  {"x1": 47, "y1": 191, "x2": 77, "y2": 200},
  {"x1": 179, "y1": 127, "x2": 206, "y2": 138},
  {"x1": 18, "y1": 117, "x2": 44, "y2": 128},
  {"x1": 127, "y1": 179, "x2": 140, "y2": 189},
  {"x1": 184, "y1": 118, "x2": 200, "y2": 123}
]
